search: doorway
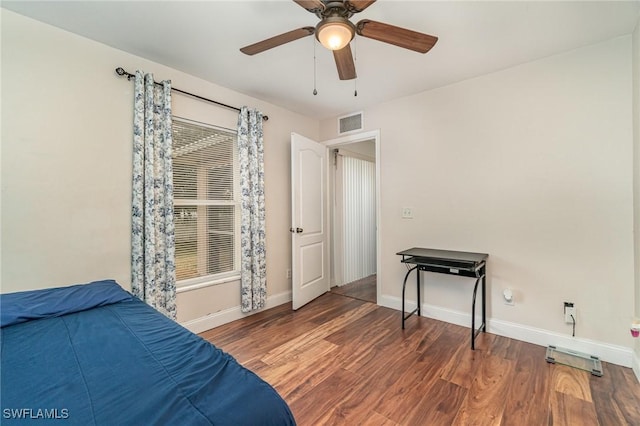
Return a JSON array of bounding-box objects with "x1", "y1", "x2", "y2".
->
[
  {"x1": 325, "y1": 130, "x2": 380, "y2": 304},
  {"x1": 330, "y1": 274, "x2": 376, "y2": 303}
]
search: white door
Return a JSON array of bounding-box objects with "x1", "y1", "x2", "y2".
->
[{"x1": 291, "y1": 132, "x2": 329, "y2": 310}]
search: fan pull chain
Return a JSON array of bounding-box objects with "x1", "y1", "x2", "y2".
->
[
  {"x1": 353, "y1": 36, "x2": 358, "y2": 97},
  {"x1": 313, "y1": 37, "x2": 318, "y2": 96}
]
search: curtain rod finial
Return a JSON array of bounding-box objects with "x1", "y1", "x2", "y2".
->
[{"x1": 116, "y1": 67, "x2": 134, "y2": 81}]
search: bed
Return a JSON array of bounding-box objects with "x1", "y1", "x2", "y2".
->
[{"x1": 1, "y1": 280, "x2": 296, "y2": 425}]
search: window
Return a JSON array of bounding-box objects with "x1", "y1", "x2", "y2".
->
[{"x1": 172, "y1": 118, "x2": 240, "y2": 287}]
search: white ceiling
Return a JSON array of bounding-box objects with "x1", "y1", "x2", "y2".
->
[{"x1": 3, "y1": 1, "x2": 639, "y2": 119}]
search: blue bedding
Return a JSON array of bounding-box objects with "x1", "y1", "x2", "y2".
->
[{"x1": 1, "y1": 280, "x2": 295, "y2": 425}]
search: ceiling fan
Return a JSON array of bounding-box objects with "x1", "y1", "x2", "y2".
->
[{"x1": 240, "y1": 0, "x2": 438, "y2": 81}]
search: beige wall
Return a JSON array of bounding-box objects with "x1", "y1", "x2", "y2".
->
[
  {"x1": 339, "y1": 140, "x2": 376, "y2": 159},
  {"x1": 0, "y1": 10, "x2": 319, "y2": 322},
  {"x1": 321, "y1": 36, "x2": 634, "y2": 348}
]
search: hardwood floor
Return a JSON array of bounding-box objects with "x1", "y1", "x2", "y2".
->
[
  {"x1": 200, "y1": 293, "x2": 640, "y2": 425},
  {"x1": 330, "y1": 274, "x2": 377, "y2": 303}
]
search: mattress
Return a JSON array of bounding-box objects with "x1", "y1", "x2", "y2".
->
[{"x1": 1, "y1": 280, "x2": 295, "y2": 425}]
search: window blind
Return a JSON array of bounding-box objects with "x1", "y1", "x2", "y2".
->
[{"x1": 172, "y1": 118, "x2": 239, "y2": 283}]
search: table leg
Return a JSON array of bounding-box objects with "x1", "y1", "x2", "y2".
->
[
  {"x1": 471, "y1": 276, "x2": 481, "y2": 350},
  {"x1": 482, "y1": 273, "x2": 486, "y2": 332},
  {"x1": 417, "y1": 267, "x2": 421, "y2": 317},
  {"x1": 401, "y1": 266, "x2": 418, "y2": 329},
  {"x1": 470, "y1": 273, "x2": 487, "y2": 350}
]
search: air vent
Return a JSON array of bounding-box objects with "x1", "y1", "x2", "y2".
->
[{"x1": 338, "y1": 111, "x2": 364, "y2": 135}]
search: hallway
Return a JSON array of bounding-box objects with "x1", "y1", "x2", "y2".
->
[{"x1": 330, "y1": 274, "x2": 376, "y2": 303}]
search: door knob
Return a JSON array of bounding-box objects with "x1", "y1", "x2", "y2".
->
[{"x1": 290, "y1": 227, "x2": 303, "y2": 233}]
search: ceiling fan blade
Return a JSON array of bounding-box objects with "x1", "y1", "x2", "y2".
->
[
  {"x1": 240, "y1": 27, "x2": 315, "y2": 55},
  {"x1": 356, "y1": 19, "x2": 438, "y2": 54},
  {"x1": 333, "y1": 44, "x2": 357, "y2": 80},
  {"x1": 293, "y1": 0, "x2": 325, "y2": 13},
  {"x1": 346, "y1": 0, "x2": 377, "y2": 13}
]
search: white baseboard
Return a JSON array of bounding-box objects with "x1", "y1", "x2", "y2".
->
[
  {"x1": 379, "y1": 294, "x2": 633, "y2": 368},
  {"x1": 180, "y1": 290, "x2": 292, "y2": 334},
  {"x1": 633, "y1": 350, "x2": 640, "y2": 383}
]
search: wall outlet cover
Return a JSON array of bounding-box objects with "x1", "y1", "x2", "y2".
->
[{"x1": 564, "y1": 306, "x2": 576, "y2": 323}]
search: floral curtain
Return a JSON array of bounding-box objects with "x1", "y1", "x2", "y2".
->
[
  {"x1": 237, "y1": 107, "x2": 267, "y2": 312},
  {"x1": 131, "y1": 71, "x2": 177, "y2": 320}
]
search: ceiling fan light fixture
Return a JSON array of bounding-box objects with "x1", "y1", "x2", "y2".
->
[{"x1": 316, "y1": 18, "x2": 355, "y2": 51}]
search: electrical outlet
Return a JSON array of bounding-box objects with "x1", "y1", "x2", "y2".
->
[
  {"x1": 286, "y1": 269, "x2": 292, "y2": 279},
  {"x1": 402, "y1": 207, "x2": 413, "y2": 219},
  {"x1": 564, "y1": 302, "x2": 576, "y2": 323},
  {"x1": 503, "y1": 288, "x2": 514, "y2": 306}
]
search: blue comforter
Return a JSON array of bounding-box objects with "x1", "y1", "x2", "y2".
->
[{"x1": 1, "y1": 280, "x2": 295, "y2": 425}]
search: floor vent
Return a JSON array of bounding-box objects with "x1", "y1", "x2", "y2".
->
[{"x1": 338, "y1": 111, "x2": 364, "y2": 135}]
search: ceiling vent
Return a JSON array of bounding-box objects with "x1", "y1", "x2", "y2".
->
[{"x1": 338, "y1": 111, "x2": 364, "y2": 135}]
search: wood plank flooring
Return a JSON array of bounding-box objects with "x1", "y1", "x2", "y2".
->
[
  {"x1": 200, "y1": 293, "x2": 640, "y2": 425},
  {"x1": 329, "y1": 274, "x2": 377, "y2": 303}
]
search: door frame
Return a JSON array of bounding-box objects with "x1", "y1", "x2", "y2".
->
[{"x1": 324, "y1": 129, "x2": 381, "y2": 303}]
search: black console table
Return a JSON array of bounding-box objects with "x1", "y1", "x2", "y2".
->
[{"x1": 396, "y1": 247, "x2": 488, "y2": 350}]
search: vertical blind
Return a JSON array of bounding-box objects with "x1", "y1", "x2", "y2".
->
[
  {"x1": 342, "y1": 155, "x2": 377, "y2": 283},
  {"x1": 172, "y1": 118, "x2": 239, "y2": 283}
]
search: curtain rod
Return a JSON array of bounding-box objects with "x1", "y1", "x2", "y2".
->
[{"x1": 115, "y1": 67, "x2": 268, "y2": 121}]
